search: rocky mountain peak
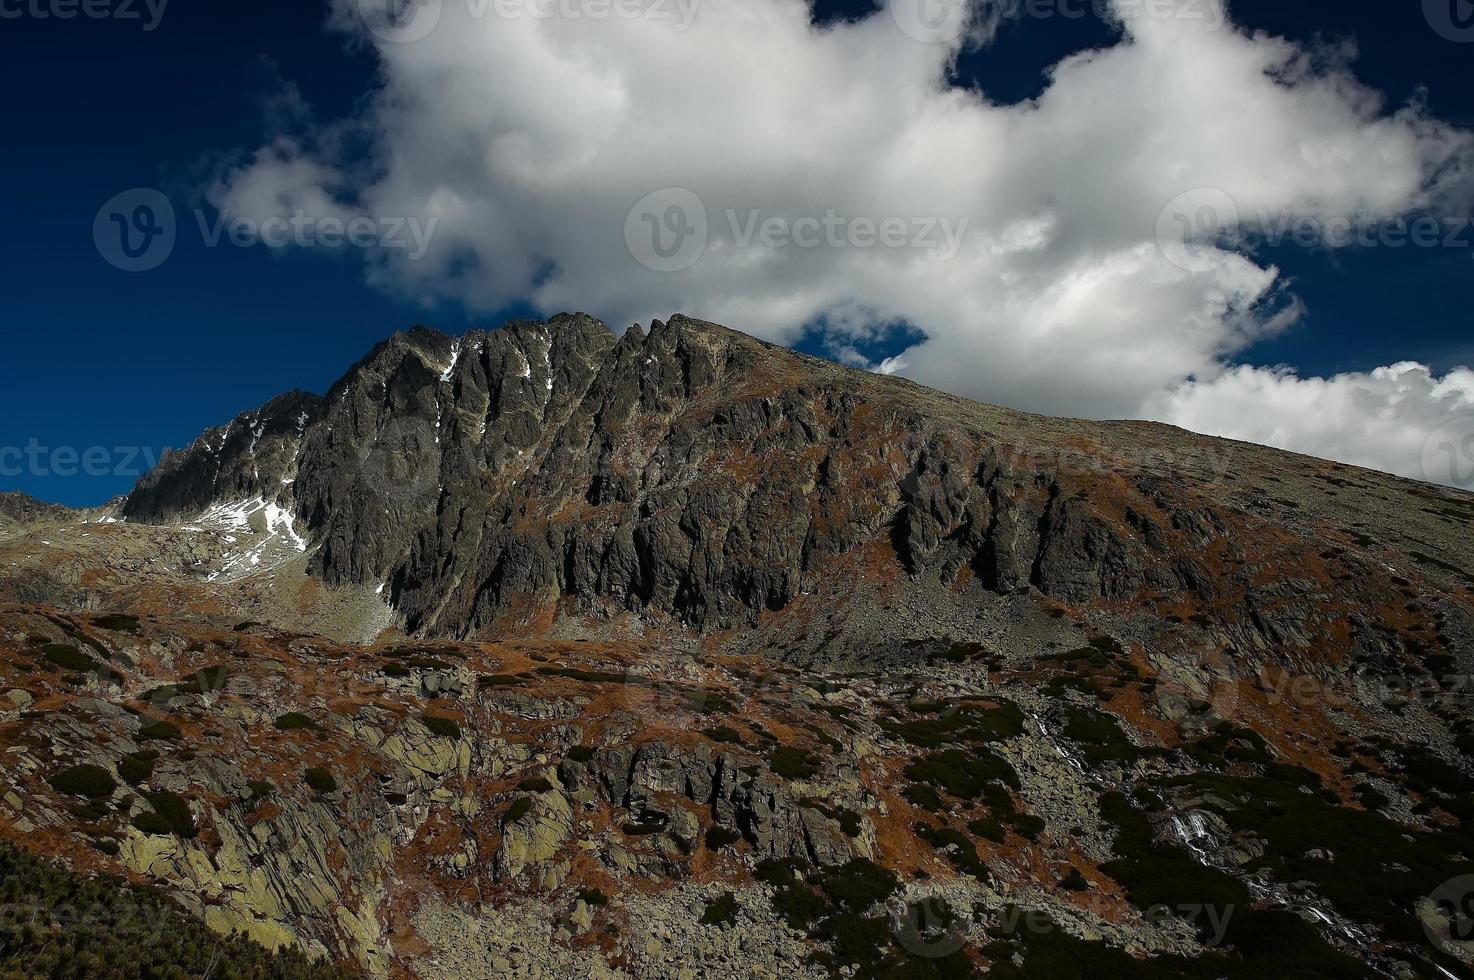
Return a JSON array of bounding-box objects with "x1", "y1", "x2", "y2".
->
[{"x1": 118, "y1": 314, "x2": 1474, "y2": 665}]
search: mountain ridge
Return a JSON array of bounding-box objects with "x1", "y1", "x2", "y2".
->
[{"x1": 119, "y1": 314, "x2": 1474, "y2": 663}]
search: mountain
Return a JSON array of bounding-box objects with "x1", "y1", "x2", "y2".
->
[
  {"x1": 1, "y1": 314, "x2": 1472, "y2": 979},
  {"x1": 121, "y1": 313, "x2": 1473, "y2": 659}
]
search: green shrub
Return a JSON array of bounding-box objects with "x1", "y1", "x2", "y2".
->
[
  {"x1": 700, "y1": 891, "x2": 739, "y2": 926},
  {"x1": 142, "y1": 791, "x2": 197, "y2": 838},
  {"x1": 131, "y1": 812, "x2": 172, "y2": 836},
  {"x1": 92, "y1": 614, "x2": 140, "y2": 632},
  {"x1": 117, "y1": 752, "x2": 156, "y2": 786},
  {"x1": 905, "y1": 783, "x2": 945, "y2": 812},
  {"x1": 881, "y1": 700, "x2": 1026, "y2": 748},
  {"x1": 517, "y1": 776, "x2": 554, "y2": 793},
  {"x1": 905, "y1": 747, "x2": 1020, "y2": 800},
  {"x1": 48, "y1": 765, "x2": 116, "y2": 800},
  {"x1": 246, "y1": 779, "x2": 274, "y2": 799},
  {"x1": 274, "y1": 712, "x2": 318, "y2": 732},
  {"x1": 183, "y1": 665, "x2": 229, "y2": 693},
  {"x1": 422, "y1": 715, "x2": 461, "y2": 739},
  {"x1": 504, "y1": 797, "x2": 534, "y2": 824},
  {"x1": 706, "y1": 826, "x2": 742, "y2": 851},
  {"x1": 382, "y1": 663, "x2": 411, "y2": 678},
  {"x1": 43, "y1": 644, "x2": 98, "y2": 672},
  {"x1": 820, "y1": 858, "x2": 898, "y2": 913},
  {"x1": 577, "y1": 887, "x2": 609, "y2": 907},
  {"x1": 770, "y1": 745, "x2": 819, "y2": 780},
  {"x1": 917, "y1": 824, "x2": 990, "y2": 882},
  {"x1": 1060, "y1": 867, "x2": 1089, "y2": 891},
  {"x1": 304, "y1": 767, "x2": 337, "y2": 795},
  {"x1": 1010, "y1": 812, "x2": 1046, "y2": 841},
  {"x1": 968, "y1": 815, "x2": 1006, "y2": 843}
]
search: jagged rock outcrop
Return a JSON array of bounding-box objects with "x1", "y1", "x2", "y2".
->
[
  {"x1": 124, "y1": 390, "x2": 323, "y2": 519},
  {"x1": 0, "y1": 492, "x2": 75, "y2": 528},
  {"x1": 561, "y1": 741, "x2": 856, "y2": 867}
]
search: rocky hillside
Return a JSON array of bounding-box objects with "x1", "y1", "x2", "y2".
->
[{"x1": 1, "y1": 314, "x2": 1473, "y2": 979}]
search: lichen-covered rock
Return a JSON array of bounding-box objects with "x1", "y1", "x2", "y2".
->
[{"x1": 496, "y1": 788, "x2": 575, "y2": 881}]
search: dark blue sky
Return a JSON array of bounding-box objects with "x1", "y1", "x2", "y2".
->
[{"x1": 1, "y1": 0, "x2": 1470, "y2": 505}]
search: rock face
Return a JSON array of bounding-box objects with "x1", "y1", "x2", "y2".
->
[
  {"x1": 560, "y1": 741, "x2": 857, "y2": 867},
  {"x1": 0, "y1": 492, "x2": 75, "y2": 527},
  {"x1": 118, "y1": 314, "x2": 1474, "y2": 668}
]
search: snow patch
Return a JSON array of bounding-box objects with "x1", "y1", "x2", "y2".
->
[
  {"x1": 185, "y1": 497, "x2": 311, "y2": 583},
  {"x1": 441, "y1": 340, "x2": 462, "y2": 381}
]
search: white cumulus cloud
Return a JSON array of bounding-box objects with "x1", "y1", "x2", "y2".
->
[{"x1": 211, "y1": 0, "x2": 1474, "y2": 486}]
